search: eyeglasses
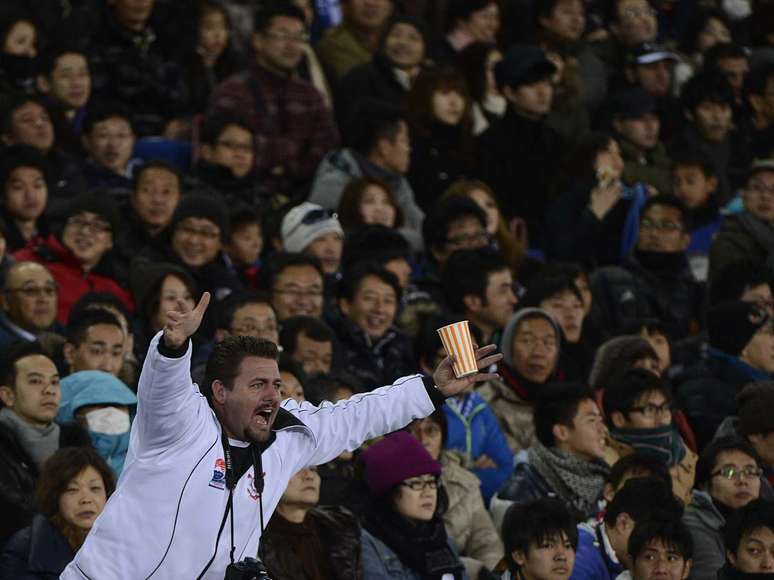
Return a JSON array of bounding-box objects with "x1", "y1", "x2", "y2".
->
[
  {"x1": 747, "y1": 182, "x2": 774, "y2": 198},
  {"x1": 446, "y1": 231, "x2": 489, "y2": 248},
  {"x1": 711, "y1": 466, "x2": 763, "y2": 481},
  {"x1": 231, "y1": 321, "x2": 278, "y2": 336},
  {"x1": 177, "y1": 224, "x2": 220, "y2": 240},
  {"x1": 66, "y1": 216, "x2": 112, "y2": 234},
  {"x1": 273, "y1": 286, "x2": 324, "y2": 299},
  {"x1": 401, "y1": 477, "x2": 439, "y2": 492},
  {"x1": 628, "y1": 402, "x2": 673, "y2": 419},
  {"x1": 640, "y1": 219, "x2": 683, "y2": 233},
  {"x1": 6, "y1": 285, "x2": 57, "y2": 299},
  {"x1": 216, "y1": 139, "x2": 253, "y2": 153},
  {"x1": 264, "y1": 30, "x2": 310, "y2": 44}
]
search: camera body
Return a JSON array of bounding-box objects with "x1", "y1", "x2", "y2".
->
[{"x1": 224, "y1": 558, "x2": 272, "y2": 580}]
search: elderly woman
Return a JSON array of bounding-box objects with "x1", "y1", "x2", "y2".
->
[
  {"x1": 0, "y1": 447, "x2": 115, "y2": 579},
  {"x1": 360, "y1": 431, "x2": 469, "y2": 579}
]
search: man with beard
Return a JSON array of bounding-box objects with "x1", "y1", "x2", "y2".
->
[
  {"x1": 60, "y1": 286, "x2": 502, "y2": 579},
  {"x1": 590, "y1": 195, "x2": 703, "y2": 341}
]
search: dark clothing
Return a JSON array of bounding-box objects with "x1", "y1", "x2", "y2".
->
[
  {"x1": 43, "y1": 149, "x2": 87, "y2": 213},
  {"x1": 0, "y1": 515, "x2": 74, "y2": 579},
  {"x1": 0, "y1": 210, "x2": 50, "y2": 254},
  {"x1": 261, "y1": 506, "x2": 362, "y2": 580},
  {"x1": 208, "y1": 63, "x2": 339, "y2": 199},
  {"x1": 677, "y1": 349, "x2": 771, "y2": 449},
  {"x1": 717, "y1": 563, "x2": 774, "y2": 579},
  {"x1": 336, "y1": 54, "x2": 412, "y2": 126},
  {"x1": 328, "y1": 312, "x2": 415, "y2": 390},
  {"x1": 87, "y1": 7, "x2": 188, "y2": 136},
  {"x1": 408, "y1": 124, "x2": 477, "y2": 212},
  {"x1": 590, "y1": 251, "x2": 704, "y2": 340},
  {"x1": 496, "y1": 460, "x2": 555, "y2": 506},
  {"x1": 79, "y1": 160, "x2": 134, "y2": 203},
  {"x1": 619, "y1": 139, "x2": 672, "y2": 195},
  {"x1": 186, "y1": 161, "x2": 275, "y2": 211},
  {"x1": 478, "y1": 110, "x2": 565, "y2": 244},
  {"x1": 709, "y1": 212, "x2": 774, "y2": 286},
  {"x1": 115, "y1": 206, "x2": 170, "y2": 265},
  {"x1": 181, "y1": 51, "x2": 242, "y2": 116},
  {"x1": 0, "y1": 421, "x2": 90, "y2": 546},
  {"x1": 544, "y1": 180, "x2": 634, "y2": 267}
]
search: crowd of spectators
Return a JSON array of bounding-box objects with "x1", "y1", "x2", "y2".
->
[{"x1": 0, "y1": 0, "x2": 774, "y2": 578}]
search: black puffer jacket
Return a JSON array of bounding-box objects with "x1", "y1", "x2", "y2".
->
[
  {"x1": 0, "y1": 422, "x2": 90, "y2": 547},
  {"x1": 261, "y1": 506, "x2": 362, "y2": 580}
]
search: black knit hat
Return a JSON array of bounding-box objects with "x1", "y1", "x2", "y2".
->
[
  {"x1": 171, "y1": 194, "x2": 229, "y2": 241},
  {"x1": 61, "y1": 192, "x2": 120, "y2": 235},
  {"x1": 707, "y1": 300, "x2": 769, "y2": 356}
]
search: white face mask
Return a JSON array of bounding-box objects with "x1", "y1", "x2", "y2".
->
[
  {"x1": 85, "y1": 407, "x2": 130, "y2": 435},
  {"x1": 722, "y1": 0, "x2": 751, "y2": 20}
]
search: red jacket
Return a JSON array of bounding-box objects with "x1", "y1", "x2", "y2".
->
[{"x1": 13, "y1": 235, "x2": 134, "y2": 324}]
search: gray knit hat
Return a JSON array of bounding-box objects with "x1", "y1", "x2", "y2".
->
[
  {"x1": 281, "y1": 202, "x2": 343, "y2": 253},
  {"x1": 499, "y1": 307, "x2": 562, "y2": 371}
]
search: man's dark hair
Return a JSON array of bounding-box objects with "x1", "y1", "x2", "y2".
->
[
  {"x1": 203, "y1": 336, "x2": 280, "y2": 401},
  {"x1": 442, "y1": 248, "x2": 509, "y2": 313},
  {"x1": 704, "y1": 42, "x2": 749, "y2": 70},
  {"x1": 695, "y1": 435, "x2": 762, "y2": 489},
  {"x1": 279, "y1": 353, "x2": 306, "y2": 385},
  {"x1": 448, "y1": 0, "x2": 498, "y2": 25},
  {"x1": 605, "y1": 0, "x2": 653, "y2": 24},
  {"x1": 604, "y1": 477, "x2": 682, "y2": 527},
  {"x1": 0, "y1": 341, "x2": 47, "y2": 387},
  {"x1": 66, "y1": 309, "x2": 123, "y2": 346},
  {"x1": 229, "y1": 206, "x2": 261, "y2": 235},
  {"x1": 337, "y1": 261, "x2": 401, "y2": 304},
  {"x1": 345, "y1": 99, "x2": 407, "y2": 156},
  {"x1": 200, "y1": 110, "x2": 254, "y2": 146},
  {"x1": 744, "y1": 62, "x2": 774, "y2": 101},
  {"x1": 607, "y1": 453, "x2": 673, "y2": 492},
  {"x1": 709, "y1": 260, "x2": 770, "y2": 306},
  {"x1": 0, "y1": 144, "x2": 50, "y2": 191},
  {"x1": 0, "y1": 94, "x2": 46, "y2": 136},
  {"x1": 132, "y1": 159, "x2": 182, "y2": 192},
  {"x1": 341, "y1": 225, "x2": 411, "y2": 273},
  {"x1": 83, "y1": 101, "x2": 134, "y2": 135},
  {"x1": 681, "y1": 70, "x2": 735, "y2": 116},
  {"x1": 521, "y1": 272, "x2": 582, "y2": 309},
  {"x1": 215, "y1": 291, "x2": 273, "y2": 332},
  {"x1": 253, "y1": 1, "x2": 306, "y2": 33},
  {"x1": 261, "y1": 253, "x2": 324, "y2": 294},
  {"x1": 534, "y1": 382, "x2": 595, "y2": 447},
  {"x1": 303, "y1": 372, "x2": 362, "y2": 406},
  {"x1": 502, "y1": 498, "x2": 579, "y2": 571},
  {"x1": 279, "y1": 316, "x2": 334, "y2": 355},
  {"x1": 39, "y1": 44, "x2": 88, "y2": 78},
  {"x1": 622, "y1": 317, "x2": 671, "y2": 341},
  {"x1": 628, "y1": 518, "x2": 694, "y2": 563},
  {"x1": 68, "y1": 292, "x2": 131, "y2": 329},
  {"x1": 723, "y1": 499, "x2": 774, "y2": 556},
  {"x1": 603, "y1": 368, "x2": 671, "y2": 421},
  {"x1": 423, "y1": 196, "x2": 487, "y2": 256},
  {"x1": 670, "y1": 149, "x2": 717, "y2": 178},
  {"x1": 640, "y1": 194, "x2": 688, "y2": 228}
]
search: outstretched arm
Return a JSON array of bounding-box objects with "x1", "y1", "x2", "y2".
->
[{"x1": 134, "y1": 293, "x2": 211, "y2": 451}]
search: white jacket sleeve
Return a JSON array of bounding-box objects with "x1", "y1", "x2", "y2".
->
[
  {"x1": 132, "y1": 332, "x2": 202, "y2": 452},
  {"x1": 284, "y1": 374, "x2": 437, "y2": 469}
]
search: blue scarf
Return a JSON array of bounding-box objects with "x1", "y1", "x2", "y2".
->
[
  {"x1": 611, "y1": 424, "x2": 687, "y2": 466},
  {"x1": 709, "y1": 347, "x2": 772, "y2": 382}
]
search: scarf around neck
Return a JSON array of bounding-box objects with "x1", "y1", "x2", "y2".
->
[
  {"x1": 611, "y1": 424, "x2": 687, "y2": 466},
  {"x1": 364, "y1": 501, "x2": 465, "y2": 579},
  {"x1": 0, "y1": 406, "x2": 60, "y2": 468},
  {"x1": 528, "y1": 440, "x2": 609, "y2": 517}
]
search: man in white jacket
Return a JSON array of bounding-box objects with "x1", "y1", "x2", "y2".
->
[{"x1": 61, "y1": 292, "x2": 500, "y2": 579}]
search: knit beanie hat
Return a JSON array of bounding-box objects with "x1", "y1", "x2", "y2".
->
[
  {"x1": 737, "y1": 382, "x2": 774, "y2": 436},
  {"x1": 171, "y1": 194, "x2": 229, "y2": 241},
  {"x1": 499, "y1": 307, "x2": 562, "y2": 369},
  {"x1": 281, "y1": 202, "x2": 343, "y2": 253},
  {"x1": 708, "y1": 300, "x2": 768, "y2": 356},
  {"x1": 361, "y1": 431, "x2": 441, "y2": 497}
]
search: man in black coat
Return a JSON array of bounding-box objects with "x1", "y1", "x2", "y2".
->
[
  {"x1": 0, "y1": 342, "x2": 90, "y2": 546},
  {"x1": 478, "y1": 45, "x2": 566, "y2": 247}
]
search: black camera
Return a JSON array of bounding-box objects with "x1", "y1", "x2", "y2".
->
[{"x1": 224, "y1": 558, "x2": 272, "y2": 580}]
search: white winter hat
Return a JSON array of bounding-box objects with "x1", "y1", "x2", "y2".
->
[{"x1": 281, "y1": 202, "x2": 343, "y2": 253}]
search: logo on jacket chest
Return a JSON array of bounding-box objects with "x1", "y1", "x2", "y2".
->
[
  {"x1": 209, "y1": 458, "x2": 227, "y2": 490},
  {"x1": 246, "y1": 471, "x2": 266, "y2": 501}
]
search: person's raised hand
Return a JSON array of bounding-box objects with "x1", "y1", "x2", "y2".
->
[
  {"x1": 432, "y1": 344, "x2": 502, "y2": 398},
  {"x1": 163, "y1": 292, "x2": 210, "y2": 350}
]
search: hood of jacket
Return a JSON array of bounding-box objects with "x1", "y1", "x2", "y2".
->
[
  {"x1": 499, "y1": 307, "x2": 562, "y2": 370},
  {"x1": 57, "y1": 371, "x2": 137, "y2": 423}
]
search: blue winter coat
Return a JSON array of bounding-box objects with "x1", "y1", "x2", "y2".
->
[
  {"x1": 443, "y1": 393, "x2": 514, "y2": 505},
  {"x1": 570, "y1": 524, "x2": 624, "y2": 580},
  {"x1": 0, "y1": 515, "x2": 74, "y2": 579}
]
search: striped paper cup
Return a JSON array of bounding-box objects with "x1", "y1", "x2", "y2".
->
[{"x1": 437, "y1": 320, "x2": 478, "y2": 378}]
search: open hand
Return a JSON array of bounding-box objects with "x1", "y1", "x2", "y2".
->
[
  {"x1": 433, "y1": 344, "x2": 502, "y2": 398},
  {"x1": 163, "y1": 292, "x2": 210, "y2": 349}
]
